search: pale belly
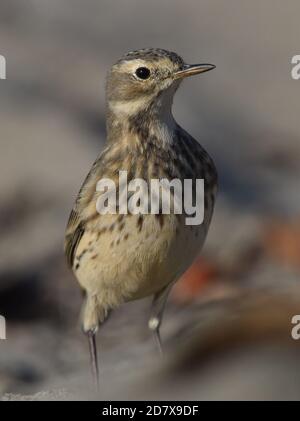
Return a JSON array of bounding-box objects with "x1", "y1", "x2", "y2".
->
[{"x1": 74, "y1": 205, "x2": 212, "y2": 310}]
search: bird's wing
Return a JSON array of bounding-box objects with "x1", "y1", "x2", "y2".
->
[
  {"x1": 64, "y1": 152, "x2": 106, "y2": 269},
  {"x1": 64, "y1": 209, "x2": 85, "y2": 268},
  {"x1": 64, "y1": 140, "x2": 132, "y2": 268}
]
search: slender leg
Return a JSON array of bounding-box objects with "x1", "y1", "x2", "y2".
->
[
  {"x1": 82, "y1": 294, "x2": 101, "y2": 391},
  {"x1": 86, "y1": 329, "x2": 99, "y2": 391},
  {"x1": 148, "y1": 284, "x2": 173, "y2": 355}
]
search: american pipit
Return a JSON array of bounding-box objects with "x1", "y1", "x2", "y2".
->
[{"x1": 64, "y1": 48, "x2": 217, "y2": 387}]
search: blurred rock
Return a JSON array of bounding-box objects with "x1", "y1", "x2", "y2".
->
[{"x1": 120, "y1": 288, "x2": 300, "y2": 400}]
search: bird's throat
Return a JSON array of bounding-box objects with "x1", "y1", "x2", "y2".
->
[{"x1": 106, "y1": 91, "x2": 176, "y2": 148}]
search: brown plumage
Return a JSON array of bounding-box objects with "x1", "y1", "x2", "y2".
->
[{"x1": 64, "y1": 48, "x2": 217, "y2": 387}]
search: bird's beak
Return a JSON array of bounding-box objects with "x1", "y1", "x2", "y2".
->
[{"x1": 174, "y1": 63, "x2": 216, "y2": 79}]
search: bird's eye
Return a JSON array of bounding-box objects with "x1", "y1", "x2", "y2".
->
[{"x1": 135, "y1": 67, "x2": 151, "y2": 80}]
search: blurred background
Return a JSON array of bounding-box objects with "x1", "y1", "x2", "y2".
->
[{"x1": 1, "y1": 0, "x2": 300, "y2": 400}]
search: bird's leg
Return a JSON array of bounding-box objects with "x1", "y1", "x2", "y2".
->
[
  {"x1": 86, "y1": 329, "x2": 99, "y2": 391},
  {"x1": 148, "y1": 284, "x2": 172, "y2": 355},
  {"x1": 82, "y1": 294, "x2": 101, "y2": 391}
]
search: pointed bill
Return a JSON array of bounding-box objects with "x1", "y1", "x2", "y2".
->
[{"x1": 174, "y1": 63, "x2": 216, "y2": 79}]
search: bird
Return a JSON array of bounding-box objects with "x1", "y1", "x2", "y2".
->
[{"x1": 64, "y1": 48, "x2": 217, "y2": 388}]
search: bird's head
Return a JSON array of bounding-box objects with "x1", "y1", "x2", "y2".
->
[{"x1": 106, "y1": 48, "x2": 215, "y2": 120}]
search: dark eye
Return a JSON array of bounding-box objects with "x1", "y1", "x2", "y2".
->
[{"x1": 135, "y1": 67, "x2": 151, "y2": 80}]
